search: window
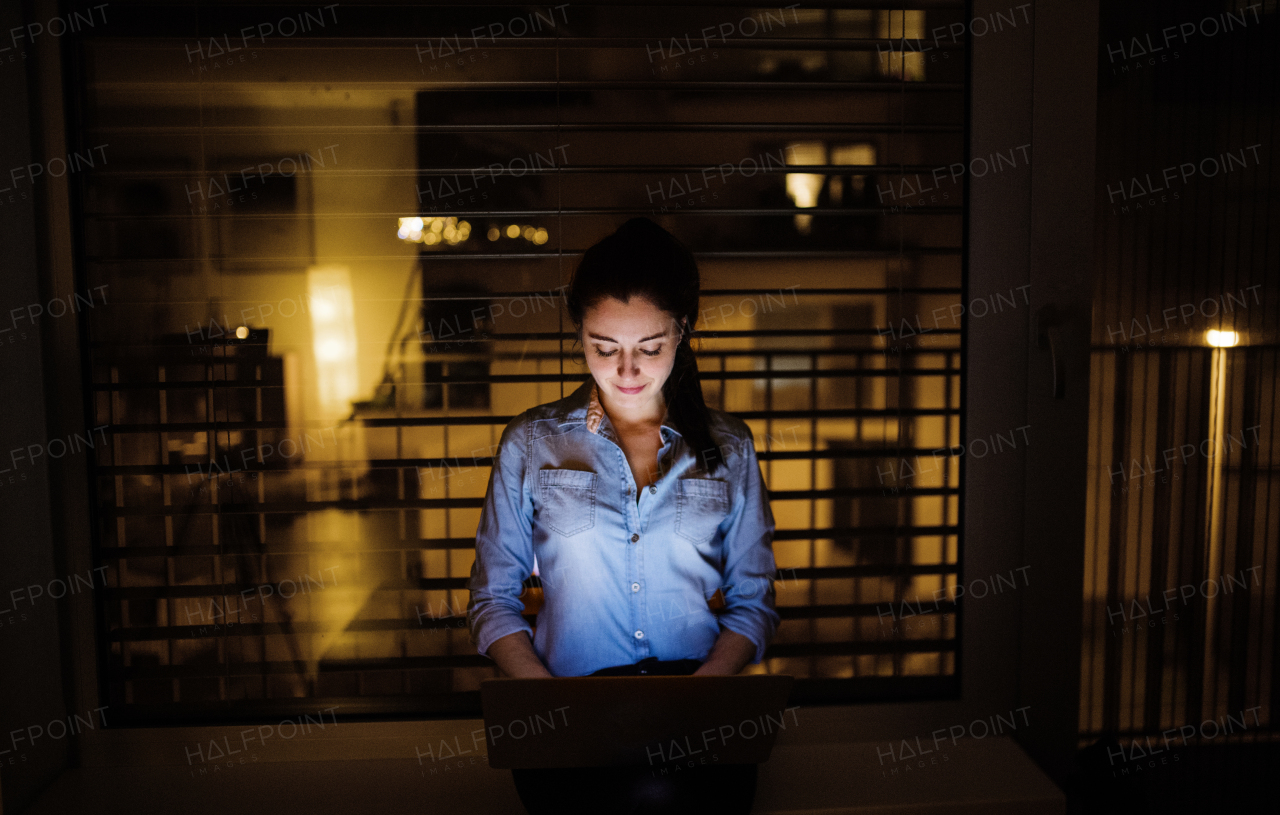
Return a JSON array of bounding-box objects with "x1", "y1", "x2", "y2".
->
[{"x1": 70, "y1": 1, "x2": 969, "y2": 722}]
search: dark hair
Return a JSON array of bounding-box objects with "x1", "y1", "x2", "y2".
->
[{"x1": 566, "y1": 217, "x2": 723, "y2": 475}]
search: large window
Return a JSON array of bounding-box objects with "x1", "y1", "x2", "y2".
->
[
  {"x1": 1080, "y1": 0, "x2": 1278, "y2": 750},
  {"x1": 70, "y1": 1, "x2": 970, "y2": 722}
]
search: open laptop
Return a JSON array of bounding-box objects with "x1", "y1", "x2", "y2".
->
[{"x1": 480, "y1": 675, "x2": 795, "y2": 769}]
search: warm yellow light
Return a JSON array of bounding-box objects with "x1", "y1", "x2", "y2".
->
[
  {"x1": 876, "y1": 9, "x2": 926, "y2": 81},
  {"x1": 506, "y1": 224, "x2": 520, "y2": 239},
  {"x1": 308, "y1": 266, "x2": 359, "y2": 421},
  {"x1": 830, "y1": 144, "x2": 875, "y2": 166},
  {"x1": 1205, "y1": 330, "x2": 1239, "y2": 348},
  {"x1": 786, "y1": 141, "x2": 827, "y2": 235},
  {"x1": 397, "y1": 216, "x2": 428, "y2": 242},
  {"x1": 533, "y1": 228, "x2": 549, "y2": 245},
  {"x1": 310, "y1": 297, "x2": 337, "y2": 321},
  {"x1": 235, "y1": 326, "x2": 250, "y2": 340},
  {"x1": 487, "y1": 227, "x2": 500, "y2": 241},
  {"x1": 785, "y1": 141, "x2": 826, "y2": 209},
  {"x1": 314, "y1": 338, "x2": 349, "y2": 361},
  {"x1": 399, "y1": 216, "x2": 477, "y2": 246}
]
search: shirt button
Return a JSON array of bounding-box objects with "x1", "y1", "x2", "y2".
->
[
  {"x1": 631, "y1": 582, "x2": 640, "y2": 592},
  {"x1": 631, "y1": 533, "x2": 640, "y2": 543},
  {"x1": 649, "y1": 485, "x2": 656, "y2": 494},
  {"x1": 634, "y1": 630, "x2": 645, "y2": 639}
]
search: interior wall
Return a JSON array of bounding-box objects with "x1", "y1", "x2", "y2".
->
[{"x1": 0, "y1": 1, "x2": 72, "y2": 809}]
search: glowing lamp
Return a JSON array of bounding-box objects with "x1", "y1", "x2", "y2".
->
[{"x1": 1205, "y1": 330, "x2": 1239, "y2": 348}]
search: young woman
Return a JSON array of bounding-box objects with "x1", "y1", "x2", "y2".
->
[
  {"x1": 466, "y1": 217, "x2": 781, "y2": 681},
  {"x1": 466, "y1": 217, "x2": 777, "y2": 813}
]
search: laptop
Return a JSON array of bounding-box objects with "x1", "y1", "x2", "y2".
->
[{"x1": 480, "y1": 675, "x2": 795, "y2": 769}]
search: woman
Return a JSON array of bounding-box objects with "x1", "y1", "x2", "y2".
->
[{"x1": 466, "y1": 217, "x2": 778, "y2": 812}]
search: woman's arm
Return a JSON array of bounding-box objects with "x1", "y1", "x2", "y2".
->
[
  {"x1": 692, "y1": 628, "x2": 757, "y2": 676},
  {"x1": 487, "y1": 630, "x2": 555, "y2": 678},
  {"x1": 467, "y1": 419, "x2": 543, "y2": 670},
  {"x1": 702, "y1": 427, "x2": 782, "y2": 671}
]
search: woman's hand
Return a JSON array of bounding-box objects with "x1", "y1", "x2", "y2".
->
[
  {"x1": 691, "y1": 628, "x2": 757, "y2": 676},
  {"x1": 487, "y1": 630, "x2": 555, "y2": 678}
]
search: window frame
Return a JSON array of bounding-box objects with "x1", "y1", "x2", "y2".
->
[{"x1": 30, "y1": 0, "x2": 1095, "y2": 780}]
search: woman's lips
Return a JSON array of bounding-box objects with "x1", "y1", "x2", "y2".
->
[{"x1": 616, "y1": 384, "x2": 645, "y2": 394}]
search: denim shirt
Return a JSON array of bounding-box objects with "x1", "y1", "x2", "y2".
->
[{"x1": 466, "y1": 379, "x2": 781, "y2": 677}]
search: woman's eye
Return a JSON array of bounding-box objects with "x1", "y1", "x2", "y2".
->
[{"x1": 592, "y1": 347, "x2": 660, "y2": 358}]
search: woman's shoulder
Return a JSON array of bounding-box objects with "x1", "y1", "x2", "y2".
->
[
  {"x1": 704, "y1": 407, "x2": 758, "y2": 460},
  {"x1": 500, "y1": 386, "x2": 591, "y2": 442}
]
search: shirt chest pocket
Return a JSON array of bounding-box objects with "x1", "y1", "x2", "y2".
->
[
  {"x1": 537, "y1": 468, "x2": 598, "y2": 537},
  {"x1": 675, "y1": 478, "x2": 731, "y2": 544}
]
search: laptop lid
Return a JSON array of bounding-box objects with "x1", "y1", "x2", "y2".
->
[{"x1": 480, "y1": 675, "x2": 795, "y2": 769}]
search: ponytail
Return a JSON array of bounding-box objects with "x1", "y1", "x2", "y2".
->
[{"x1": 663, "y1": 331, "x2": 723, "y2": 476}]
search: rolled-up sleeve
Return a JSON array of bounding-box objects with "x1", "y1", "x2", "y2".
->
[
  {"x1": 466, "y1": 417, "x2": 536, "y2": 659},
  {"x1": 715, "y1": 435, "x2": 781, "y2": 664}
]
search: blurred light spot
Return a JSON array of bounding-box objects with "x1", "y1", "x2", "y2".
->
[
  {"x1": 1206, "y1": 330, "x2": 1239, "y2": 347},
  {"x1": 307, "y1": 266, "x2": 359, "y2": 421},
  {"x1": 786, "y1": 141, "x2": 827, "y2": 235}
]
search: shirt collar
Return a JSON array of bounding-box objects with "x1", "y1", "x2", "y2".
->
[{"x1": 561, "y1": 380, "x2": 682, "y2": 440}]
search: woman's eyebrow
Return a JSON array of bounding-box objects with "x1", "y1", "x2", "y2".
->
[{"x1": 586, "y1": 330, "x2": 668, "y2": 343}]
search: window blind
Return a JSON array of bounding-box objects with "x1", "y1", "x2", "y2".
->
[{"x1": 67, "y1": 0, "x2": 969, "y2": 723}]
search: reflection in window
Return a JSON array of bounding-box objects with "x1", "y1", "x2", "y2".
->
[{"x1": 72, "y1": 2, "x2": 967, "y2": 720}]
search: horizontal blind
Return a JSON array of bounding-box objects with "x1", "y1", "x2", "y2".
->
[
  {"x1": 67, "y1": 0, "x2": 969, "y2": 723},
  {"x1": 1080, "y1": 0, "x2": 1279, "y2": 774}
]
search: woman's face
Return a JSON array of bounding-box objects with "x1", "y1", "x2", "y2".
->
[{"x1": 580, "y1": 296, "x2": 684, "y2": 416}]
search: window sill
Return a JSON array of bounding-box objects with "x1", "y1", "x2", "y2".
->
[{"x1": 32, "y1": 735, "x2": 1062, "y2": 814}]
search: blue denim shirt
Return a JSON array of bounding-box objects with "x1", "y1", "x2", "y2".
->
[{"x1": 466, "y1": 379, "x2": 780, "y2": 677}]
